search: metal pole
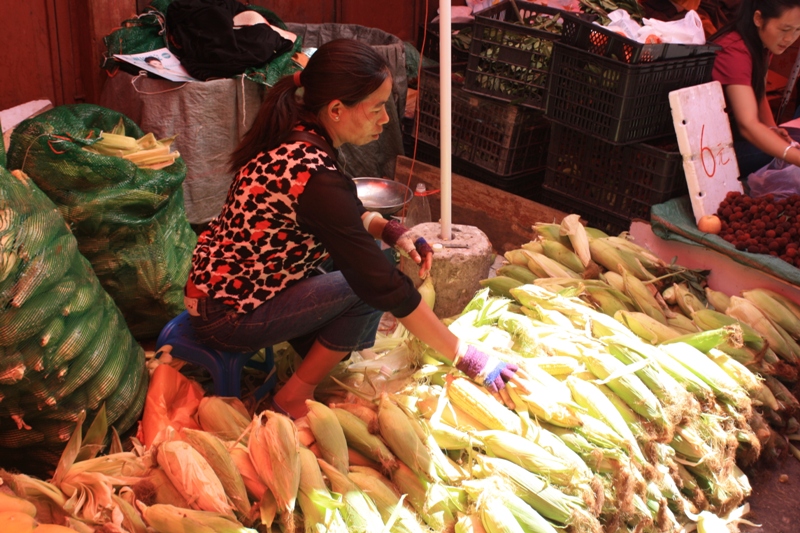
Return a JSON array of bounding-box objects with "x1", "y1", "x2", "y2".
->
[{"x1": 439, "y1": 0, "x2": 452, "y2": 241}]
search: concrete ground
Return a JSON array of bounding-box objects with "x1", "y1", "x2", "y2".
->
[{"x1": 740, "y1": 456, "x2": 800, "y2": 532}]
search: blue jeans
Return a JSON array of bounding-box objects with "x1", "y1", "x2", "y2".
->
[{"x1": 188, "y1": 271, "x2": 382, "y2": 356}]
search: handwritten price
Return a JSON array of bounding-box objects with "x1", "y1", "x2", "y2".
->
[{"x1": 700, "y1": 124, "x2": 730, "y2": 178}]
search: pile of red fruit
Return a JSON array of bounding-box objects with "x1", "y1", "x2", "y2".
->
[{"x1": 716, "y1": 191, "x2": 800, "y2": 268}]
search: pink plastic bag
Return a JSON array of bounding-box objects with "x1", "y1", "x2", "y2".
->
[{"x1": 747, "y1": 141, "x2": 800, "y2": 200}]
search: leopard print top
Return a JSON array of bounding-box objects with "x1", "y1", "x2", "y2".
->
[{"x1": 189, "y1": 125, "x2": 337, "y2": 313}]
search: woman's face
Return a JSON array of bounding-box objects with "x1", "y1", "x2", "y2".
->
[
  {"x1": 755, "y1": 7, "x2": 800, "y2": 55},
  {"x1": 327, "y1": 77, "x2": 392, "y2": 147}
]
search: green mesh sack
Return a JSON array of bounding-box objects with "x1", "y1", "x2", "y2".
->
[
  {"x1": 6, "y1": 104, "x2": 196, "y2": 339},
  {"x1": 101, "y1": 11, "x2": 167, "y2": 71},
  {"x1": 0, "y1": 167, "x2": 147, "y2": 474}
]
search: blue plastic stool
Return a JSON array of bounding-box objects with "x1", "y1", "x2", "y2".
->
[{"x1": 156, "y1": 310, "x2": 277, "y2": 400}]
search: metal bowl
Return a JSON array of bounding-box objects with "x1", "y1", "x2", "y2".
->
[{"x1": 353, "y1": 178, "x2": 412, "y2": 216}]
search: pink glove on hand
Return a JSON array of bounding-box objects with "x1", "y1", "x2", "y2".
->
[{"x1": 455, "y1": 345, "x2": 518, "y2": 392}]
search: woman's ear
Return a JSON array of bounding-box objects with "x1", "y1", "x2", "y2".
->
[
  {"x1": 754, "y1": 10, "x2": 764, "y2": 29},
  {"x1": 326, "y1": 100, "x2": 344, "y2": 122}
]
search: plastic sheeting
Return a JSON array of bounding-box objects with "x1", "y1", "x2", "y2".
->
[
  {"x1": 99, "y1": 23, "x2": 406, "y2": 225},
  {"x1": 650, "y1": 196, "x2": 800, "y2": 285}
]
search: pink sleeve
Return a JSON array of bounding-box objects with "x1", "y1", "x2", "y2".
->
[{"x1": 712, "y1": 34, "x2": 753, "y2": 87}]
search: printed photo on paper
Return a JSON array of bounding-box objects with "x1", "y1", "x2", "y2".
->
[{"x1": 114, "y1": 48, "x2": 197, "y2": 83}]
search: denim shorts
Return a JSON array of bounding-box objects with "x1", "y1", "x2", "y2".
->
[{"x1": 187, "y1": 271, "x2": 382, "y2": 356}]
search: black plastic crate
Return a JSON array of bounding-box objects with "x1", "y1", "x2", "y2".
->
[
  {"x1": 416, "y1": 66, "x2": 550, "y2": 177},
  {"x1": 560, "y1": 13, "x2": 720, "y2": 64},
  {"x1": 464, "y1": 0, "x2": 576, "y2": 110},
  {"x1": 545, "y1": 42, "x2": 716, "y2": 144},
  {"x1": 408, "y1": 137, "x2": 544, "y2": 200},
  {"x1": 538, "y1": 186, "x2": 634, "y2": 236},
  {"x1": 543, "y1": 124, "x2": 686, "y2": 224},
  {"x1": 420, "y1": 22, "x2": 473, "y2": 64}
]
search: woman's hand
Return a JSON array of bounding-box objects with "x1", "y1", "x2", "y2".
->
[
  {"x1": 771, "y1": 126, "x2": 792, "y2": 143},
  {"x1": 455, "y1": 344, "x2": 526, "y2": 408},
  {"x1": 381, "y1": 219, "x2": 433, "y2": 278}
]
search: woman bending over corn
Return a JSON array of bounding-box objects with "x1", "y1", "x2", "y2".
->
[{"x1": 184, "y1": 39, "x2": 521, "y2": 419}]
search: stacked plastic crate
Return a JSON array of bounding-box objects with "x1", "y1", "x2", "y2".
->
[
  {"x1": 409, "y1": 1, "x2": 567, "y2": 199},
  {"x1": 540, "y1": 13, "x2": 719, "y2": 235}
]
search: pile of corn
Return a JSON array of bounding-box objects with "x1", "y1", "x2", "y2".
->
[
  {"x1": 2, "y1": 214, "x2": 796, "y2": 533},
  {"x1": 81, "y1": 119, "x2": 180, "y2": 170},
  {"x1": 481, "y1": 214, "x2": 800, "y2": 461}
]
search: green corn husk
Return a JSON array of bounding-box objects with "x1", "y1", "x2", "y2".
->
[
  {"x1": 390, "y1": 461, "x2": 459, "y2": 531},
  {"x1": 541, "y1": 240, "x2": 586, "y2": 274},
  {"x1": 348, "y1": 469, "x2": 425, "y2": 533},
  {"x1": 480, "y1": 276, "x2": 524, "y2": 299},
  {"x1": 742, "y1": 288, "x2": 800, "y2": 338},
  {"x1": 705, "y1": 287, "x2": 731, "y2": 313},
  {"x1": 614, "y1": 310, "x2": 680, "y2": 344},
  {"x1": 580, "y1": 349, "x2": 666, "y2": 425},
  {"x1": 691, "y1": 309, "x2": 766, "y2": 352},
  {"x1": 333, "y1": 407, "x2": 397, "y2": 472},
  {"x1": 317, "y1": 458, "x2": 384, "y2": 532},
  {"x1": 138, "y1": 503, "x2": 257, "y2": 533},
  {"x1": 566, "y1": 376, "x2": 645, "y2": 463},
  {"x1": 497, "y1": 264, "x2": 538, "y2": 284},
  {"x1": 661, "y1": 326, "x2": 744, "y2": 354},
  {"x1": 658, "y1": 342, "x2": 750, "y2": 408},
  {"x1": 585, "y1": 286, "x2": 634, "y2": 317},
  {"x1": 472, "y1": 455, "x2": 589, "y2": 526},
  {"x1": 180, "y1": 428, "x2": 250, "y2": 517},
  {"x1": 623, "y1": 270, "x2": 666, "y2": 324}
]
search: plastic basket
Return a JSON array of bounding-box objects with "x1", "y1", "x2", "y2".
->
[
  {"x1": 559, "y1": 13, "x2": 720, "y2": 64},
  {"x1": 542, "y1": 124, "x2": 686, "y2": 226},
  {"x1": 420, "y1": 22, "x2": 473, "y2": 64},
  {"x1": 464, "y1": 0, "x2": 576, "y2": 110},
  {"x1": 538, "y1": 186, "x2": 634, "y2": 236},
  {"x1": 416, "y1": 66, "x2": 550, "y2": 176},
  {"x1": 408, "y1": 137, "x2": 544, "y2": 199},
  {"x1": 545, "y1": 42, "x2": 716, "y2": 144}
]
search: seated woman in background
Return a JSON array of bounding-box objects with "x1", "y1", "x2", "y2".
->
[{"x1": 712, "y1": 0, "x2": 800, "y2": 177}]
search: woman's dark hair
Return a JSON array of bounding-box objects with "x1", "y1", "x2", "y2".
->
[
  {"x1": 732, "y1": 0, "x2": 800, "y2": 100},
  {"x1": 230, "y1": 39, "x2": 390, "y2": 172}
]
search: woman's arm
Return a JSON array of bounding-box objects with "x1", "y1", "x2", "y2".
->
[{"x1": 726, "y1": 84, "x2": 800, "y2": 166}]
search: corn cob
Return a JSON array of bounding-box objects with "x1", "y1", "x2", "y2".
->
[
  {"x1": 157, "y1": 439, "x2": 234, "y2": 516},
  {"x1": 742, "y1": 288, "x2": 800, "y2": 338},
  {"x1": 317, "y1": 458, "x2": 384, "y2": 532},
  {"x1": 585, "y1": 286, "x2": 633, "y2": 317},
  {"x1": 306, "y1": 400, "x2": 349, "y2": 474},
  {"x1": 505, "y1": 249, "x2": 533, "y2": 267},
  {"x1": 332, "y1": 407, "x2": 397, "y2": 471},
  {"x1": 691, "y1": 309, "x2": 766, "y2": 351},
  {"x1": 447, "y1": 378, "x2": 522, "y2": 434},
  {"x1": 705, "y1": 287, "x2": 731, "y2": 313},
  {"x1": 296, "y1": 447, "x2": 349, "y2": 533},
  {"x1": 623, "y1": 270, "x2": 666, "y2": 324},
  {"x1": 704, "y1": 349, "x2": 762, "y2": 396},
  {"x1": 602, "y1": 271, "x2": 626, "y2": 293},
  {"x1": 581, "y1": 349, "x2": 666, "y2": 424},
  {"x1": 390, "y1": 461, "x2": 459, "y2": 531},
  {"x1": 658, "y1": 343, "x2": 750, "y2": 408},
  {"x1": 541, "y1": 240, "x2": 586, "y2": 274},
  {"x1": 666, "y1": 313, "x2": 700, "y2": 334},
  {"x1": 138, "y1": 503, "x2": 257, "y2": 533},
  {"x1": 479, "y1": 495, "x2": 525, "y2": 533},
  {"x1": 230, "y1": 443, "x2": 268, "y2": 502},
  {"x1": 533, "y1": 223, "x2": 573, "y2": 247},
  {"x1": 472, "y1": 455, "x2": 588, "y2": 526},
  {"x1": 348, "y1": 469, "x2": 426, "y2": 533},
  {"x1": 525, "y1": 250, "x2": 581, "y2": 279},
  {"x1": 456, "y1": 513, "x2": 487, "y2": 533},
  {"x1": 0, "y1": 511, "x2": 36, "y2": 532},
  {"x1": 248, "y1": 410, "x2": 300, "y2": 529},
  {"x1": 479, "y1": 429, "x2": 588, "y2": 486},
  {"x1": 497, "y1": 264, "x2": 538, "y2": 284},
  {"x1": 566, "y1": 376, "x2": 645, "y2": 463},
  {"x1": 196, "y1": 396, "x2": 250, "y2": 442},
  {"x1": 479, "y1": 276, "x2": 523, "y2": 299},
  {"x1": 589, "y1": 238, "x2": 652, "y2": 281},
  {"x1": 726, "y1": 297, "x2": 799, "y2": 363},
  {"x1": 614, "y1": 310, "x2": 681, "y2": 344},
  {"x1": 0, "y1": 492, "x2": 36, "y2": 517},
  {"x1": 560, "y1": 214, "x2": 592, "y2": 267},
  {"x1": 180, "y1": 428, "x2": 250, "y2": 517},
  {"x1": 763, "y1": 375, "x2": 800, "y2": 412},
  {"x1": 378, "y1": 394, "x2": 434, "y2": 482},
  {"x1": 671, "y1": 282, "x2": 707, "y2": 317}
]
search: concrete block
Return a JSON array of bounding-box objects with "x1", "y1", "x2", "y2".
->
[{"x1": 400, "y1": 222, "x2": 493, "y2": 318}]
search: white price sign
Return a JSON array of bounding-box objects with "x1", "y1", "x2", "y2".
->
[{"x1": 670, "y1": 81, "x2": 742, "y2": 224}]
